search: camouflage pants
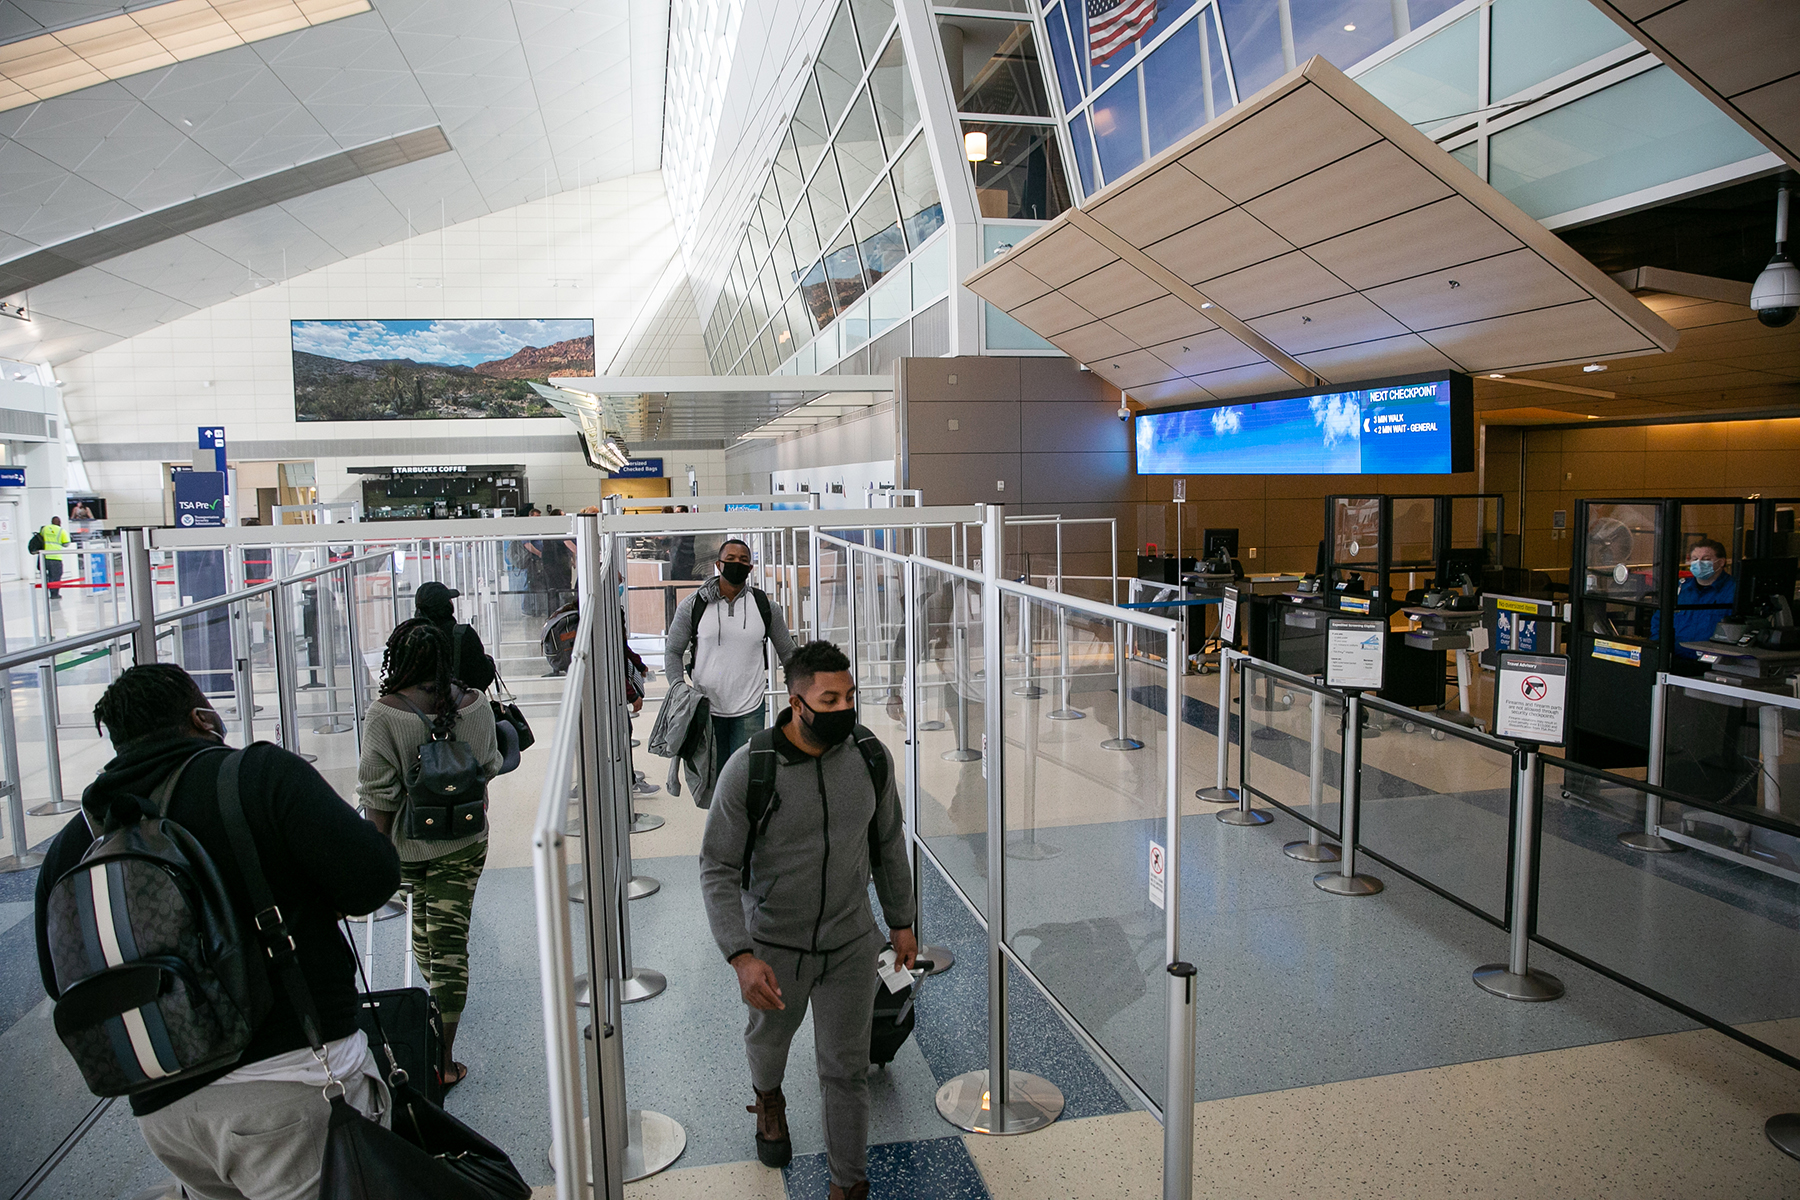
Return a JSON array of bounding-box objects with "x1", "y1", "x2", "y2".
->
[{"x1": 400, "y1": 838, "x2": 488, "y2": 1023}]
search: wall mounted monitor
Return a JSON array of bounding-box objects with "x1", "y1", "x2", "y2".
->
[
  {"x1": 292, "y1": 318, "x2": 594, "y2": 421},
  {"x1": 1134, "y1": 372, "x2": 1473, "y2": 476}
]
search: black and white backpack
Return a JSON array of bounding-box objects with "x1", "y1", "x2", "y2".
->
[{"x1": 42, "y1": 747, "x2": 270, "y2": 1096}]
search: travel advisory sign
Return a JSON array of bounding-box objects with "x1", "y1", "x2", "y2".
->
[{"x1": 1493, "y1": 652, "x2": 1568, "y2": 746}]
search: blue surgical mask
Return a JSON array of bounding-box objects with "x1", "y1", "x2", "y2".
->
[{"x1": 1690, "y1": 558, "x2": 1716, "y2": 582}]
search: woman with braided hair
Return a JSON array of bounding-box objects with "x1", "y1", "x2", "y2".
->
[{"x1": 357, "y1": 618, "x2": 503, "y2": 1089}]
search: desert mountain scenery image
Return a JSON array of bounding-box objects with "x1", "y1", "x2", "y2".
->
[{"x1": 291, "y1": 318, "x2": 595, "y2": 421}]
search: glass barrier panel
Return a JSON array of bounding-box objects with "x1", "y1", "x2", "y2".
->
[
  {"x1": 1580, "y1": 502, "x2": 1661, "y2": 600},
  {"x1": 913, "y1": 562, "x2": 987, "y2": 917},
  {"x1": 1239, "y1": 665, "x2": 1343, "y2": 843},
  {"x1": 1660, "y1": 684, "x2": 1800, "y2": 860},
  {"x1": 1003, "y1": 594, "x2": 1173, "y2": 1109},
  {"x1": 1359, "y1": 703, "x2": 1514, "y2": 922},
  {"x1": 1536, "y1": 757, "x2": 1800, "y2": 1060},
  {"x1": 816, "y1": 540, "x2": 852, "y2": 651},
  {"x1": 849, "y1": 548, "x2": 910, "y2": 810}
]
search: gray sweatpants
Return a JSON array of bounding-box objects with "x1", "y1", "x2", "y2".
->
[
  {"x1": 745, "y1": 928, "x2": 882, "y2": 1188},
  {"x1": 138, "y1": 1064, "x2": 388, "y2": 1200}
]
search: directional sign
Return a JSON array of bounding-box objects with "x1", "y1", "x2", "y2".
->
[{"x1": 1493, "y1": 652, "x2": 1568, "y2": 746}]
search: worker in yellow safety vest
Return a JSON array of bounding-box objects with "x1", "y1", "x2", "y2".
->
[{"x1": 37, "y1": 515, "x2": 70, "y2": 601}]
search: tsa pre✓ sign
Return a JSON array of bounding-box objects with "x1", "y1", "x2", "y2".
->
[{"x1": 173, "y1": 471, "x2": 226, "y2": 527}]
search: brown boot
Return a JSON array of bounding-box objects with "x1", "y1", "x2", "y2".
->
[
  {"x1": 828, "y1": 1183, "x2": 869, "y2": 1200},
  {"x1": 748, "y1": 1086, "x2": 791, "y2": 1168}
]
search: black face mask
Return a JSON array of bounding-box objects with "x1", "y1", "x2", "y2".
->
[
  {"x1": 798, "y1": 697, "x2": 857, "y2": 747},
  {"x1": 719, "y1": 560, "x2": 752, "y2": 586}
]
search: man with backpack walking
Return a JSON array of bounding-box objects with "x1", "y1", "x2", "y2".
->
[
  {"x1": 33, "y1": 663, "x2": 401, "y2": 1200},
  {"x1": 699, "y1": 641, "x2": 915, "y2": 1200},
  {"x1": 664, "y1": 537, "x2": 798, "y2": 773}
]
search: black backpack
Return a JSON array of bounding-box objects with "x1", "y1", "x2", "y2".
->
[
  {"x1": 42, "y1": 746, "x2": 270, "y2": 1097},
  {"x1": 687, "y1": 586, "x2": 775, "y2": 673},
  {"x1": 739, "y1": 724, "x2": 889, "y2": 890},
  {"x1": 397, "y1": 698, "x2": 487, "y2": 841},
  {"x1": 27, "y1": 529, "x2": 44, "y2": 554}
]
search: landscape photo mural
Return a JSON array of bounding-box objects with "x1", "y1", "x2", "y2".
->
[{"x1": 291, "y1": 318, "x2": 595, "y2": 421}]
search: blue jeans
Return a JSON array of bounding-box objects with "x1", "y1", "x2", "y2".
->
[{"x1": 712, "y1": 709, "x2": 766, "y2": 774}]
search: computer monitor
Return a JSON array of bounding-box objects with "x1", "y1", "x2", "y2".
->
[
  {"x1": 1738, "y1": 556, "x2": 1798, "y2": 617},
  {"x1": 1203, "y1": 528, "x2": 1239, "y2": 557}
]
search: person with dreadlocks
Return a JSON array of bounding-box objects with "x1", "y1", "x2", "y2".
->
[
  {"x1": 357, "y1": 618, "x2": 503, "y2": 1089},
  {"x1": 34, "y1": 664, "x2": 399, "y2": 1199}
]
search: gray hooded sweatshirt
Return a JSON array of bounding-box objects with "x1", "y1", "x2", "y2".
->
[{"x1": 699, "y1": 709, "x2": 915, "y2": 961}]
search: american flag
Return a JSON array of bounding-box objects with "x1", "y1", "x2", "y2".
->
[{"x1": 1087, "y1": 0, "x2": 1157, "y2": 65}]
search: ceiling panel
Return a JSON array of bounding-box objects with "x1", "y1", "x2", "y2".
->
[
  {"x1": 0, "y1": 0, "x2": 663, "y2": 363},
  {"x1": 966, "y1": 56, "x2": 1678, "y2": 404}
]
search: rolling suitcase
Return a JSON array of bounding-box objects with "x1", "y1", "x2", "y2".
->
[
  {"x1": 870, "y1": 956, "x2": 934, "y2": 1067},
  {"x1": 351, "y1": 886, "x2": 446, "y2": 1105}
]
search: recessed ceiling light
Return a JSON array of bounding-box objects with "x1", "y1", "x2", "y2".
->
[
  {"x1": 1488, "y1": 373, "x2": 1506, "y2": 379},
  {"x1": 1343, "y1": 23, "x2": 1356, "y2": 31},
  {"x1": 181, "y1": 118, "x2": 192, "y2": 126},
  {"x1": 1583, "y1": 363, "x2": 1607, "y2": 373},
  {"x1": 1200, "y1": 302, "x2": 1213, "y2": 309},
  {"x1": 1586, "y1": 414, "x2": 1599, "y2": 419}
]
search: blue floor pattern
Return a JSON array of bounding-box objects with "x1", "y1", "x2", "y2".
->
[{"x1": 784, "y1": 1135, "x2": 991, "y2": 1199}]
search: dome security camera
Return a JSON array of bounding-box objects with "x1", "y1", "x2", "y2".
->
[
  {"x1": 1752, "y1": 187, "x2": 1798, "y2": 329},
  {"x1": 1118, "y1": 402, "x2": 1132, "y2": 422}
]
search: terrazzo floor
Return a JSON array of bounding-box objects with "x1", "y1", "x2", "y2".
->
[{"x1": 7, "y1": 635, "x2": 1800, "y2": 1198}]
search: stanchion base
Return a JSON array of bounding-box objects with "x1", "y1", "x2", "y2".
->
[
  {"x1": 1473, "y1": 965, "x2": 1565, "y2": 1002},
  {"x1": 298, "y1": 753, "x2": 318, "y2": 763},
  {"x1": 27, "y1": 799, "x2": 79, "y2": 816},
  {"x1": 918, "y1": 944, "x2": 955, "y2": 975},
  {"x1": 1314, "y1": 871, "x2": 1383, "y2": 896},
  {"x1": 1195, "y1": 786, "x2": 1238, "y2": 803},
  {"x1": 1100, "y1": 738, "x2": 1144, "y2": 751},
  {"x1": 625, "y1": 1108, "x2": 687, "y2": 1181},
  {"x1": 1047, "y1": 708, "x2": 1085, "y2": 721},
  {"x1": 1284, "y1": 839, "x2": 1341, "y2": 863},
  {"x1": 1617, "y1": 830, "x2": 1682, "y2": 853},
  {"x1": 1218, "y1": 807, "x2": 1273, "y2": 826},
  {"x1": 347, "y1": 897, "x2": 407, "y2": 923},
  {"x1": 630, "y1": 813, "x2": 665, "y2": 834},
  {"x1": 1006, "y1": 837, "x2": 1063, "y2": 860},
  {"x1": 313, "y1": 722, "x2": 352, "y2": 734},
  {"x1": 628, "y1": 875, "x2": 660, "y2": 900},
  {"x1": 935, "y1": 1069, "x2": 1064, "y2": 1135},
  {"x1": 568, "y1": 878, "x2": 585, "y2": 904},
  {"x1": 1765, "y1": 1113, "x2": 1800, "y2": 1161},
  {"x1": 918, "y1": 719, "x2": 947, "y2": 731},
  {"x1": 0, "y1": 850, "x2": 45, "y2": 874},
  {"x1": 942, "y1": 748, "x2": 981, "y2": 762},
  {"x1": 1011, "y1": 685, "x2": 1046, "y2": 698},
  {"x1": 622, "y1": 968, "x2": 667, "y2": 1004}
]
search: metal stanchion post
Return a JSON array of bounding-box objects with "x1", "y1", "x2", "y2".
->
[
  {"x1": 943, "y1": 615, "x2": 980, "y2": 762},
  {"x1": 27, "y1": 661, "x2": 73, "y2": 816},
  {"x1": 344, "y1": 566, "x2": 368, "y2": 748},
  {"x1": 1315, "y1": 691, "x2": 1382, "y2": 895},
  {"x1": 1474, "y1": 746, "x2": 1564, "y2": 1001},
  {"x1": 125, "y1": 529, "x2": 157, "y2": 666},
  {"x1": 0, "y1": 582, "x2": 40, "y2": 873},
  {"x1": 1215, "y1": 654, "x2": 1269, "y2": 825},
  {"x1": 1618, "y1": 672, "x2": 1679, "y2": 852},
  {"x1": 271, "y1": 582, "x2": 304, "y2": 758},
  {"x1": 1012, "y1": 584, "x2": 1044, "y2": 696},
  {"x1": 937, "y1": 504, "x2": 1063, "y2": 1135},
  {"x1": 808, "y1": 528, "x2": 822, "y2": 640},
  {"x1": 1162, "y1": 619, "x2": 1194, "y2": 1200},
  {"x1": 1101, "y1": 623, "x2": 1143, "y2": 751},
  {"x1": 1197, "y1": 651, "x2": 1237, "y2": 802},
  {"x1": 903, "y1": 559, "x2": 954, "y2": 975},
  {"x1": 313, "y1": 572, "x2": 351, "y2": 734},
  {"x1": 1047, "y1": 604, "x2": 1083, "y2": 721},
  {"x1": 1008, "y1": 598, "x2": 1059, "y2": 863},
  {"x1": 1284, "y1": 687, "x2": 1341, "y2": 861}
]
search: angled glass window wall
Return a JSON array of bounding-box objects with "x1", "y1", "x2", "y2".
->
[
  {"x1": 939, "y1": 15, "x2": 1052, "y2": 117},
  {"x1": 963, "y1": 121, "x2": 1071, "y2": 221}
]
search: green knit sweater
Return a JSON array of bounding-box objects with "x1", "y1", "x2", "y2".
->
[{"x1": 357, "y1": 693, "x2": 503, "y2": 862}]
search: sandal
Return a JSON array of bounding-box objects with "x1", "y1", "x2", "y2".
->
[{"x1": 438, "y1": 1061, "x2": 469, "y2": 1090}]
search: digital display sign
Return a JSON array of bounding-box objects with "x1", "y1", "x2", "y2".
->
[{"x1": 1134, "y1": 373, "x2": 1473, "y2": 476}]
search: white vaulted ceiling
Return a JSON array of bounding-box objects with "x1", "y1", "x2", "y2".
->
[
  {"x1": 965, "y1": 56, "x2": 1682, "y2": 408},
  {"x1": 0, "y1": 0, "x2": 667, "y2": 364}
]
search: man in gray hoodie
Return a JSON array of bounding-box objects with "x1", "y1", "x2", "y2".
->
[
  {"x1": 664, "y1": 538, "x2": 798, "y2": 776},
  {"x1": 699, "y1": 641, "x2": 915, "y2": 1200}
]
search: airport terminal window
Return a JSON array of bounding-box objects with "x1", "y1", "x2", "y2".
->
[
  {"x1": 940, "y1": 16, "x2": 1052, "y2": 117},
  {"x1": 1216, "y1": 0, "x2": 1285, "y2": 99},
  {"x1": 851, "y1": 0, "x2": 895, "y2": 58},
  {"x1": 1488, "y1": 66, "x2": 1769, "y2": 221},
  {"x1": 1356, "y1": 11, "x2": 1476, "y2": 130},
  {"x1": 1287, "y1": 0, "x2": 1405, "y2": 74},
  {"x1": 773, "y1": 129, "x2": 806, "y2": 208},
  {"x1": 964, "y1": 121, "x2": 1072, "y2": 220},
  {"x1": 853, "y1": 181, "x2": 908, "y2": 283},
  {"x1": 788, "y1": 191, "x2": 822, "y2": 269},
  {"x1": 815, "y1": 1, "x2": 866, "y2": 123},
  {"x1": 791, "y1": 77, "x2": 833, "y2": 178},
  {"x1": 893, "y1": 137, "x2": 944, "y2": 247},
  {"x1": 869, "y1": 35, "x2": 919, "y2": 145},
  {"x1": 1489, "y1": 0, "x2": 1631, "y2": 102},
  {"x1": 807, "y1": 157, "x2": 851, "y2": 253},
  {"x1": 1044, "y1": 4, "x2": 1083, "y2": 113},
  {"x1": 1142, "y1": 10, "x2": 1232, "y2": 155},
  {"x1": 834, "y1": 89, "x2": 888, "y2": 210},
  {"x1": 1088, "y1": 73, "x2": 1144, "y2": 181},
  {"x1": 1068, "y1": 111, "x2": 1097, "y2": 194},
  {"x1": 824, "y1": 223, "x2": 867, "y2": 309}
]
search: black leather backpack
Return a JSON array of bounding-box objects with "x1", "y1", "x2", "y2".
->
[{"x1": 398, "y1": 698, "x2": 487, "y2": 841}]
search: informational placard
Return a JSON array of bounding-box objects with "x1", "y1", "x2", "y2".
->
[
  {"x1": 1493, "y1": 652, "x2": 1568, "y2": 746},
  {"x1": 173, "y1": 471, "x2": 226, "y2": 527},
  {"x1": 1339, "y1": 594, "x2": 1371, "y2": 614},
  {"x1": 1220, "y1": 585, "x2": 1238, "y2": 645},
  {"x1": 1326, "y1": 619, "x2": 1386, "y2": 690},
  {"x1": 1148, "y1": 840, "x2": 1166, "y2": 910},
  {"x1": 0, "y1": 467, "x2": 24, "y2": 487},
  {"x1": 198, "y1": 426, "x2": 227, "y2": 477},
  {"x1": 613, "y1": 457, "x2": 664, "y2": 478},
  {"x1": 1591, "y1": 638, "x2": 1642, "y2": 667}
]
